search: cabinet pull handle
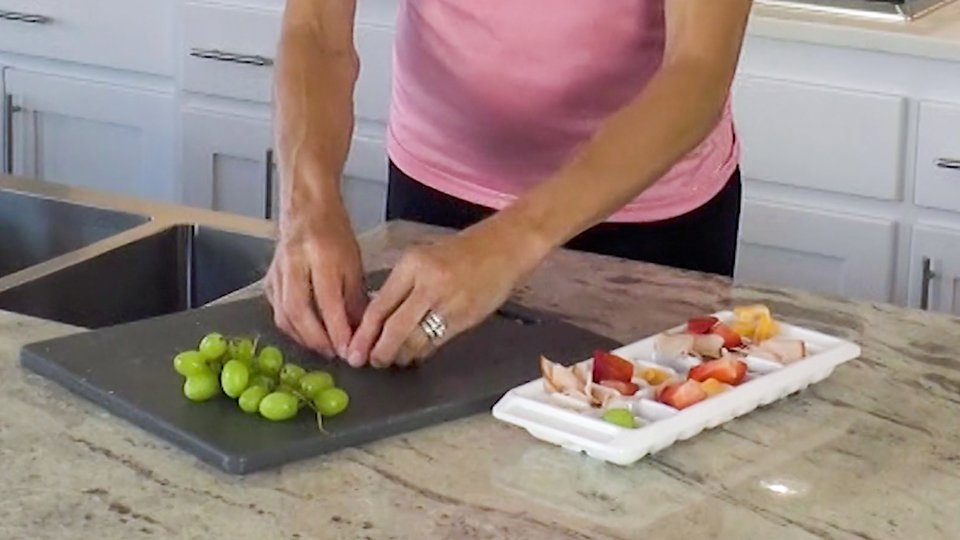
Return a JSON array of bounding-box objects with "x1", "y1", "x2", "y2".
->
[
  {"x1": 3, "y1": 94, "x2": 19, "y2": 175},
  {"x1": 0, "y1": 10, "x2": 52, "y2": 24},
  {"x1": 920, "y1": 256, "x2": 937, "y2": 311},
  {"x1": 936, "y1": 158, "x2": 960, "y2": 170},
  {"x1": 264, "y1": 149, "x2": 275, "y2": 220},
  {"x1": 189, "y1": 48, "x2": 273, "y2": 67}
]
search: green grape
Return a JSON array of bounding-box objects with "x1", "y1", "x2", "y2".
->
[
  {"x1": 229, "y1": 337, "x2": 256, "y2": 366},
  {"x1": 173, "y1": 350, "x2": 208, "y2": 377},
  {"x1": 299, "y1": 371, "x2": 335, "y2": 400},
  {"x1": 257, "y1": 346, "x2": 284, "y2": 376},
  {"x1": 198, "y1": 332, "x2": 227, "y2": 360},
  {"x1": 279, "y1": 363, "x2": 306, "y2": 386},
  {"x1": 601, "y1": 408, "x2": 637, "y2": 429},
  {"x1": 207, "y1": 357, "x2": 224, "y2": 375},
  {"x1": 276, "y1": 384, "x2": 307, "y2": 409},
  {"x1": 258, "y1": 392, "x2": 299, "y2": 421},
  {"x1": 238, "y1": 386, "x2": 269, "y2": 414},
  {"x1": 183, "y1": 372, "x2": 219, "y2": 402},
  {"x1": 314, "y1": 387, "x2": 349, "y2": 417},
  {"x1": 220, "y1": 360, "x2": 251, "y2": 399},
  {"x1": 251, "y1": 374, "x2": 278, "y2": 392}
]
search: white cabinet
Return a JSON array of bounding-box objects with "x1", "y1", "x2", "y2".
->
[
  {"x1": 0, "y1": 0, "x2": 175, "y2": 76},
  {"x1": 732, "y1": 76, "x2": 907, "y2": 201},
  {"x1": 909, "y1": 226, "x2": 960, "y2": 315},
  {"x1": 4, "y1": 68, "x2": 176, "y2": 201},
  {"x1": 181, "y1": 107, "x2": 275, "y2": 218},
  {"x1": 181, "y1": 108, "x2": 387, "y2": 231},
  {"x1": 1, "y1": 64, "x2": 8, "y2": 175},
  {"x1": 735, "y1": 199, "x2": 898, "y2": 302},
  {"x1": 343, "y1": 132, "x2": 388, "y2": 232},
  {"x1": 181, "y1": 2, "x2": 281, "y2": 103},
  {"x1": 914, "y1": 100, "x2": 960, "y2": 214}
]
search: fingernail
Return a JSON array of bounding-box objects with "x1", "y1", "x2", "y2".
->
[
  {"x1": 337, "y1": 346, "x2": 348, "y2": 360},
  {"x1": 347, "y1": 350, "x2": 363, "y2": 367}
]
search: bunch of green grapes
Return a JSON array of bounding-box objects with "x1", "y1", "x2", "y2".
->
[{"x1": 173, "y1": 333, "x2": 350, "y2": 425}]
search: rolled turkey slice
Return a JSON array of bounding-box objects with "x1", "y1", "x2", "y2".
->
[
  {"x1": 692, "y1": 333, "x2": 726, "y2": 359},
  {"x1": 754, "y1": 339, "x2": 807, "y2": 364}
]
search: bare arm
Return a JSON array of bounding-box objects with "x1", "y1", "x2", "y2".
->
[
  {"x1": 274, "y1": 0, "x2": 359, "y2": 224},
  {"x1": 266, "y1": 0, "x2": 367, "y2": 359},
  {"x1": 477, "y1": 0, "x2": 753, "y2": 268}
]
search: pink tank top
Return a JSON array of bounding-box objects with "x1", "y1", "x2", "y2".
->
[{"x1": 386, "y1": 0, "x2": 739, "y2": 223}]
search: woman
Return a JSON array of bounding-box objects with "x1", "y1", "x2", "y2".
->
[{"x1": 266, "y1": 0, "x2": 753, "y2": 369}]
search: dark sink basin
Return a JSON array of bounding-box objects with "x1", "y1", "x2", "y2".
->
[
  {"x1": 0, "y1": 225, "x2": 275, "y2": 328},
  {"x1": 0, "y1": 190, "x2": 149, "y2": 279}
]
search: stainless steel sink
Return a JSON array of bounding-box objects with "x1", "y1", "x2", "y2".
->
[
  {"x1": 0, "y1": 190, "x2": 149, "y2": 279},
  {"x1": 0, "y1": 225, "x2": 275, "y2": 328}
]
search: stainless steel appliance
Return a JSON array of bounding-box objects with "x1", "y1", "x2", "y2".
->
[{"x1": 756, "y1": 0, "x2": 958, "y2": 21}]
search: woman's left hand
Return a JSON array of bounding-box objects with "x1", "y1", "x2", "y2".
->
[{"x1": 345, "y1": 225, "x2": 540, "y2": 368}]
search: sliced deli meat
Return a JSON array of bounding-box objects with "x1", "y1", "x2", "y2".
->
[
  {"x1": 692, "y1": 333, "x2": 726, "y2": 358},
  {"x1": 654, "y1": 333, "x2": 695, "y2": 359},
  {"x1": 754, "y1": 339, "x2": 806, "y2": 364}
]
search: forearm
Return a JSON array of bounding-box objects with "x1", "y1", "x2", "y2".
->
[
  {"x1": 274, "y1": 0, "x2": 359, "y2": 229},
  {"x1": 480, "y1": 60, "x2": 736, "y2": 266}
]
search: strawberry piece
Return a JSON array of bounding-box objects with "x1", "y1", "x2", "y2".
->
[
  {"x1": 598, "y1": 379, "x2": 641, "y2": 396},
  {"x1": 658, "y1": 380, "x2": 708, "y2": 410},
  {"x1": 592, "y1": 350, "x2": 634, "y2": 383},
  {"x1": 686, "y1": 316, "x2": 719, "y2": 335},
  {"x1": 711, "y1": 322, "x2": 743, "y2": 349},
  {"x1": 688, "y1": 358, "x2": 748, "y2": 386}
]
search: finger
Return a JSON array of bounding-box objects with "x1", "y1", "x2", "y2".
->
[
  {"x1": 344, "y1": 272, "x2": 369, "y2": 329},
  {"x1": 311, "y1": 268, "x2": 352, "y2": 359},
  {"x1": 283, "y1": 264, "x2": 334, "y2": 356},
  {"x1": 370, "y1": 286, "x2": 436, "y2": 368},
  {"x1": 267, "y1": 268, "x2": 306, "y2": 347},
  {"x1": 394, "y1": 326, "x2": 434, "y2": 368},
  {"x1": 348, "y1": 267, "x2": 416, "y2": 367}
]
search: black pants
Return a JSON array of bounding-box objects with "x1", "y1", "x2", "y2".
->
[{"x1": 385, "y1": 162, "x2": 742, "y2": 277}]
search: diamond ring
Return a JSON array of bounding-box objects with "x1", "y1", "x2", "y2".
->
[{"x1": 419, "y1": 310, "x2": 447, "y2": 342}]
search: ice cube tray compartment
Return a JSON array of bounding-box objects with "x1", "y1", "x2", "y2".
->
[{"x1": 492, "y1": 310, "x2": 861, "y2": 466}]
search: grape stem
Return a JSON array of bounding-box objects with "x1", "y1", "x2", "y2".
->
[{"x1": 290, "y1": 388, "x2": 328, "y2": 434}]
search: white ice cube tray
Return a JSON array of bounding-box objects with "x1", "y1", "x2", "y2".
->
[{"x1": 491, "y1": 311, "x2": 862, "y2": 466}]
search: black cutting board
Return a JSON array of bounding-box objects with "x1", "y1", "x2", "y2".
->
[{"x1": 20, "y1": 294, "x2": 618, "y2": 475}]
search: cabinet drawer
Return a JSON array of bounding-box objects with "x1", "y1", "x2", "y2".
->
[
  {"x1": 182, "y1": 2, "x2": 395, "y2": 116},
  {"x1": 914, "y1": 101, "x2": 960, "y2": 213},
  {"x1": 0, "y1": 0, "x2": 174, "y2": 75},
  {"x1": 181, "y1": 2, "x2": 282, "y2": 103},
  {"x1": 733, "y1": 76, "x2": 907, "y2": 201}
]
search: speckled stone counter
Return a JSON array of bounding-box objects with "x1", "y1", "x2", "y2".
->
[{"x1": 2, "y1": 221, "x2": 958, "y2": 540}]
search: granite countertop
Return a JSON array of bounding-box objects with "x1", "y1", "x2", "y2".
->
[
  {"x1": 749, "y1": 0, "x2": 960, "y2": 61},
  {"x1": 2, "y1": 221, "x2": 959, "y2": 540}
]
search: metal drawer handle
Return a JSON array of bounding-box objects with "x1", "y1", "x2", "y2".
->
[
  {"x1": 936, "y1": 158, "x2": 960, "y2": 170},
  {"x1": 189, "y1": 48, "x2": 273, "y2": 67},
  {"x1": 3, "y1": 94, "x2": 21, "y2": 175},
  {"x1": 920, "y1": 256, "x2": 937, "y2": 311},
  {"x1": 0, "y1": 10, "x2": 53, "y2": 24},
  {"x1": 264, "y1": 149, "x2": 275, "y2": 220}
]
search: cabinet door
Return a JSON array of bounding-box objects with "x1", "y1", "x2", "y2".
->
[
  {"x1": 736, "y1": 199, "x2": 897, "y2": 302},
  {"x1": 1, "y1": 65, "x2": 8, "y2": 175},
  {"x1": 343, "y1": 130, "x2": 388, "y2": 233},
  {"x1": 181, "y1": 108, "x2": 274, "y2": 218},
  {"x1": 909, "y1": 226, "x2": 960, "y2": 315},
  {"x1": 181, "y1": 108, "x2": 388, "y2": 231},
  {"x1": 4, "y1": 68, "x2": 176, "y2": 201}
]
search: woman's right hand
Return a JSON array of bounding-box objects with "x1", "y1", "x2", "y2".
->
[{"x1": 264, "y1": 206, "x2": 367, "y2": 359}]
